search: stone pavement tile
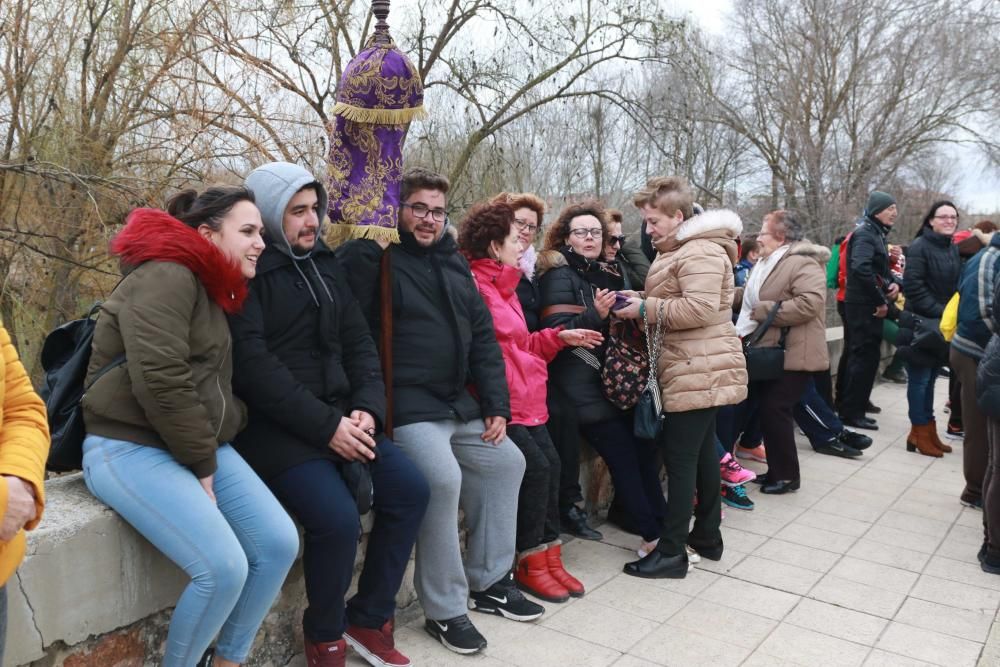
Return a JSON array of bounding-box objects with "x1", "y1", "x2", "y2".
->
[
  {"x1": 775, "y1": 521, "x2": 858, "y2": 554},
  {"x1": 828, "y1": 556, "x2": 920, "y2": 594},
  {"x1": 741, "y1": 650, "x2": 809, "y2": 666},
  {"x1": 891, "y1": 497, "x2": 963, "y2": 524},
  {"x1": 561, "y1": 539, "x2": 637, "y2": 592},
  {"x1": 752, "y1": 538, "x2": 842, "y2": 573},
  {"x1": 540, "y1": 598, "x2": 660, "y2": 653},
  {"x1": 862, "y1": 649, "x2": 936, "y2": 666},
  {"x1": 813, "y1": 496, "x2": 887, "y2": 524},
  {"x1": 922, "y1": 555, "x2": 1000, "y2": 592},
  {"x1": 784, "y1": 598, "x2": 888, "y2": 646},
  {"x1": 955, "y1": 507, "x2": 984, "y2": 528},
  {"x1": 851, "y1": 465, "x2": 924, "y2": 486},
  {"x1": 840, "y1": 474, "x2": 911, "y2": 499},
  {"x1": 596, "y1": 523, "x2": 643, "y2": 553},
  {"x1": 665, "y1": 599, "x2": 777, "y2": 649},
  {"x1": 809, "y1": 574, "x2": 906, "y2": 619},
  {"x1": 720, "y1": 527, "x2": 769, "y2": 553},
  {"x1": 910, "y1": 476, "x2": 960, "y2": 495},
  {"x1": 909, "y1": 574, "x2": 1000, "y2": 613},
  {"x1": 385, "y1": 625, "x2": 511, "y2": 666},
  {"x1": 795, "y1": 508, "x2": 873, "y2": 538},
  {"x1": 699, "y1": 577, "x2": 800, "y2": 620},
  {"x1": 864, "y1": 524, "x2": 944, "y2": 554},
  {"x1": 846, "y1": 538, "x2": 931, "y2": 573},
  {"x1": 756, "y1": 623, "x2": 870, "y2": 667},
  {"x1": 585, "y1": 574, "x2": 691, "y2": 623},
  {"x1": 946, "y1": 523, "x2": 985, "y2": 548},
  {"x1": 875, "y1": 510, "x2": 952, "y2": 538},
  {"x1": 875, "y1": 621, "x2": 983, "y2": 667},
  {"x1": 629, "y1": 622, "x2": 751, "y2": 667},
  {"x1": 694, "y1": 548, "x2": 748, "y2": 575},
  {"x1": 720, "y1": 509, "x2": 789, "y2": 537},
  {"x1": 643, "y1": 568, "x2": 720, "y2": 597},
  {"x1": 893, "y1": 597, "x2": 994, "y2": 643},
  {"x1": 934, "y1": 538, "x2": 981, "y2": 565},
  {"x1": 827, "y1": 485, "x2": 899, "y2": 510},
  {"x1": 484, "y1": 624, "x2": 621, "y2": 667},
  {"x1": 737, "y1": 497, "x2": 807, "y2": 523},
  {"x1": 726, "y1": 555, "x2": 825, "y2": 595},
  {"x1": 611, "y1": 656, "x2": 663, "y2": 667}
]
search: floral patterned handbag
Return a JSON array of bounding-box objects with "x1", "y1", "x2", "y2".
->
[{"x1": 600, "y1": 319, "x2": 650, "y2": 410}]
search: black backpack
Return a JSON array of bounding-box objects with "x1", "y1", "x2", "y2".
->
[{"x1": 40, "y1": 303, "x2": 125, "y2": 472}]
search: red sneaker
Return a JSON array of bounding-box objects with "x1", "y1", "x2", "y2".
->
[
  {"x1": 344, "y1": 619, "x2": 411, "y2": 667},
  {"x1": 305, "y1": 637, "x2": 346, "y2": 667}
]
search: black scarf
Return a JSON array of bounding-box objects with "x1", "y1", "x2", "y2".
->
[{"x1": 559, "y1": 246, "x2": 624, "y2": 291}]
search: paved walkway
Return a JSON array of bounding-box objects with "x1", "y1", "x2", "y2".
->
[{"x1": 305, "y1": 380, "x2": 1000, "y2": 666}]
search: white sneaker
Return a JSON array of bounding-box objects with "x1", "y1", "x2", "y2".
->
[{"x1": 685, "y1": 545, "x2": 702, "y2": 564}]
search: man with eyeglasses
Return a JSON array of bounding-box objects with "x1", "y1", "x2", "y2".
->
[
  {"x1": 338, "y1": 168, "x2": 541, "y2": 656},
  {"x1": 839, "y1": 190, "x2": 902, "y2": 431}
]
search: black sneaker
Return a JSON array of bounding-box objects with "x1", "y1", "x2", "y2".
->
[
  {"x1": 815, "y1": 437, "x2": 863, "y2": 458},
  {"x1": 838, "y1": 429, "x2": 872, "y2": 450},
  {"x1": 424, "y1": 615, "x2": 487, "y2": 654},
  {"x1": 469, "y1": 571, "x2": 544, "y2": 621},
  {"x1": 720, "y1": 484, "x2": 754, "y2": 510}
]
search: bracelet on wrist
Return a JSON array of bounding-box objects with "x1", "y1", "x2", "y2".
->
[{"x1": 639, "y1": 301, "x2": 647, "y2": 320}]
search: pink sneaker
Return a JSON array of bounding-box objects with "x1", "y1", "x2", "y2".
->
[
  {"x1": 735, "y1": 443, "x2": 767, "y2": 463},
  {"x1": 720, "y1": 453, "x2": 756, "y2": 486}
]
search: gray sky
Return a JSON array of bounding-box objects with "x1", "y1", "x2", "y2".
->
[{"x1": 674, "y1": 0, "x2": 999, "y2": 214}]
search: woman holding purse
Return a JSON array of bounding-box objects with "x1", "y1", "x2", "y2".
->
[{"x1": 616, "y1": 176, "x2": 747, "y2": 579}]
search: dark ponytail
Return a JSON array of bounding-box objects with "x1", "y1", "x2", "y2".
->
[{"x1": 165, "y1": 186, "x2": 255, "y2": 231}]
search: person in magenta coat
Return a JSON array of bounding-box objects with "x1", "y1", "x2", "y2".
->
[{"x1": 459, "y1": 201, "x2": 602, "y2": 604}]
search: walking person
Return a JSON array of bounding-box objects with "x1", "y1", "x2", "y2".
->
[
  {"x1": 459, "y1": 201, "x2": 599, "y2": 602},
  {"x1": 232, "y1": 163, "x2": 430, "y2": 667},
  {"x1": 81, "y1": 187, "x2": 299, "y2": 667},
  {"x1": 897, "y1": 201, "x2": 962, "y2": 457},
  {"x1": 616, "y1": 176, "x2": 748, "y2": 578}
]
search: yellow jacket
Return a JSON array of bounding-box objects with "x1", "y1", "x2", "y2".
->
[{"x1": 0, "y1": 325, "x2": 49, "y2": 585}]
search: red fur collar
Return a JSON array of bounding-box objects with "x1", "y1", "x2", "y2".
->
[{"x1": 110, "y1": 208, "x2": 248, "y2": 313}]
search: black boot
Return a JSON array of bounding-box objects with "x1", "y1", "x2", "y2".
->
[
  {"x1": 687, "y1": 536, "x2": 724, "y2": 561},
  {"x1": 838, "y1": 429, "x2": 872, "y2": 450},
  {"x1": 623, "y1": 550, "x2": 688, "y2": 579},
  {"x1": 982, "y1": 548, "x2": 1000, "y2": 575},
  {"x1": 561, "y1": 505, "x2": 602, "y2": 541}
]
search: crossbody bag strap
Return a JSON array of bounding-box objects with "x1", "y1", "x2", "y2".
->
[{"x1": 744, "y1": 300, "x2": 784, "y2": 348}]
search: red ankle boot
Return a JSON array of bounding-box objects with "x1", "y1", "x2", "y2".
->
[
  {"x1": 545, "y1": 542, "x2": 585, "y2": 597},
  {"x1": 305, "y1": 637, "x2": 346, "y2": 667},
  {"x1": 515, "y1": 548, "x2": 570, "y2": 602}
]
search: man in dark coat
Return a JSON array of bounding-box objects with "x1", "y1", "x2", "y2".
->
[
  {"x1": 337, "y1": 168, "x2": 540, "y2": 656},
  {"x1": 839, "y1": 190, "x2": 902, "y2": 429},
  {"x1": 230, "y1": 162, "x2": 430, "y2": 667}
]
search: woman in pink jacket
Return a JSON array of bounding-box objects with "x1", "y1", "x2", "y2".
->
[{"x1": 459, "y1": 201, "x2": 601, "y2": 604}]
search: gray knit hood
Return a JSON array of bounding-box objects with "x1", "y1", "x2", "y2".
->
[{"x1": 245, "y1": 162, "x2": 329, "y2": 260}]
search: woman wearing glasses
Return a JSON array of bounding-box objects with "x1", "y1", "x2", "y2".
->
[
  {"x1": 537, "y1": 201, "x2": 669, "y2": 560},
  {"x1": 896, "y1": 201, "x2": 962, "y2": 457}
]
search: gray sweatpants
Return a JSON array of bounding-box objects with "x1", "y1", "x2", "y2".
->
[{"x1": 393, "y1": 419, "x2": 525, "y2": 621}]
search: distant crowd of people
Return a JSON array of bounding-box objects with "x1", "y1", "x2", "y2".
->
[{"x1": 2, "y1": 167, "x2": 1000, "y2": 667}]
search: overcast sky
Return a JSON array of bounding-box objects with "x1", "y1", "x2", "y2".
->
[{"x1": 672, "y1": 0, "x2": 1000, "y2": 214}]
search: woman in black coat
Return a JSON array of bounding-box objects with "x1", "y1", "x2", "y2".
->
[
  {"x1": 538, "y1": 200, "x2": 668, "y2": 559},
  {"x1": 977, "y1": 276, "x2": 1000, "y2": 573},
  {"x1": 898, "y1": 201, "x2": 961, "y2": 456}
]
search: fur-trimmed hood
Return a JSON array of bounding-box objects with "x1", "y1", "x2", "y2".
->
[
  {"x1": 111, "y1": 208, "x2": 248, "y2": 313},
  {"x1": 536, "y1": 248, "x2": 568, "y2": 277},
  {"x1": 657, "y1": 209, "x2": 742, "y2": 261},
  {"x1": 784, "y1": 240, "x2": 831, "y2": 266}
]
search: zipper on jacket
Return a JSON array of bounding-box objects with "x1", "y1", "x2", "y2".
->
[{"x1": 214, "y1": 336, "x2": 230, "y2": 439}]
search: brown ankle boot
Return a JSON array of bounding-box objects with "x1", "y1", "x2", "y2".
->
[
  {"x1": 927, "y1": 420, "x2": 952, "y2": 453},
  {"x1": 906, "y1": 424, "x2": 943, "y2": 457}
]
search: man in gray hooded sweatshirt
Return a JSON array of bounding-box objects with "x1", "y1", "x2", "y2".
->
[{"x1": 229, "y1": 162, "x2": 430, "y2": 667}]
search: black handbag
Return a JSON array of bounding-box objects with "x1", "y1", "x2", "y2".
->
[
  {"x1": 634, "y1": 301, "x2": 665, "y2": 440},
  {"x1": 340, "y1": 459, "x2": 375, "y2": 515},
  {"x1": 743, "y1": 301, "x2": 788, "y2": 382},
  {"x1": 40, "y1": 303, "x2": 125, "y2": 472}
]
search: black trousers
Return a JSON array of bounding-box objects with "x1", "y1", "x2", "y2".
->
[
  {"x1": 546, "y1": 382, "x2": 584, "y2": 514},
  {"x1": 268, "y1": 440, "x2": 429, "y2": 641},
  {"x1": 656, "y1": 407, "x2": 721, "y2": 556},
  {"x1": 840, "y1": 302, "x2": 884, "y2": 420},
  {"x1": 757, "y1": 372, "x2": 811, "y2": 480},
  {"x1": 834, "y1": 300, "x2": 850, "y2": 408},
  {"x1": 507, "y1": 424, "x2": 561, "y2": 552}
]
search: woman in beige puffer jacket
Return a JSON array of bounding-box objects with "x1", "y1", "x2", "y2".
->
[{"x1": 617, "y1": 176, "x2": 747, "y2": 580}]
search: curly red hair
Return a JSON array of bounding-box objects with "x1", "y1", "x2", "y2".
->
[{"x1": 458, "y1": 201, "x2": 516, "y2": 260}]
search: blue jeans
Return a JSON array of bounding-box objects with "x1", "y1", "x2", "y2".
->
[
  {"x1": 82, "y1": 437, "x2": 299, "y2": 666},
  {"x1": 906, "y1": 362, "x2": 938, "y2": 425}
]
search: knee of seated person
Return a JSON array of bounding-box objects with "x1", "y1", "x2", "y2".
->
[
  {"x1": 198, "y1": 551, "x2": 250, "y2": 597},
  {"x1": 261, "y1": 514, "x2": 301, "y2": 567}
]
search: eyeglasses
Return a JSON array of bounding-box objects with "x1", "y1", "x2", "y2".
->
[
  {"x1": 402, "y1": 202, "x2": 448, "y2": 223},
  {"x1": 608, "y1": 234, "x2": 627, "y2": 246},
  {"x1": 569, "y1": 227, "x2": 603, "y2": 239},
  {"x1": 513, "y1": 218, "x2": 539, "y2": 234},
  {"x1": 933, "y1": 215, "x2": 959, "y2": 221}
]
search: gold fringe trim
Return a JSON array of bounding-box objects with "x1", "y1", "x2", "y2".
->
[
  {"x1": 326, "y1": 223, "x2": 400, "y2": 248},
  {"x1": 332, "y1": 102, "x2": 427, "y2": 125}
]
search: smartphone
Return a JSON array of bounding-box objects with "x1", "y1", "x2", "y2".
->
[{"x1": 612, "y1": 292, "x2": 631, "y2": 311}]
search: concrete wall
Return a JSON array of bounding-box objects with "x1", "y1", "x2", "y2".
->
[{"x1": 7, "y1": 329, "x2": 860, "y2": 666}]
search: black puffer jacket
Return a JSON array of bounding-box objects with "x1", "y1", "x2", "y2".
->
[
  {"x1": 976, "y1": 278, "x2": 1000, "y2": 418},
  {"x1": 228, "y1": 240, "x2": 386, "y2": 480},
  {"x1": 537, "y1": 248, "x2": 622, "y2": 425},
  {"x1": 516, "y1": 274, "x2": 542, "y2": 332},
  {"x1": 845, "y1": 217, "x2": 901, "y2": 312},
  {"x1": 896, "y1": 231, "x2": 960, "y2": 366},
  {"x1": 337, "y1": 232, "x2": 510, "y2": 428}
]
